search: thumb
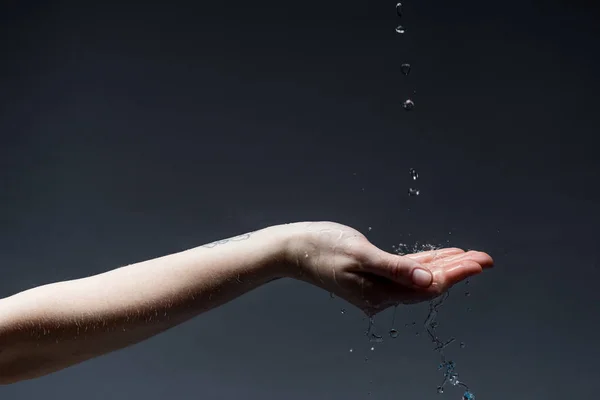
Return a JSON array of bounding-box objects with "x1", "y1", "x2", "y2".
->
[{"x1": 364, "y1": 249, "x2": 433, "y2": 288}]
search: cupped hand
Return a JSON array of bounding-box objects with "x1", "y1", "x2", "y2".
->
[{"x1": 284, "y1": 221, "x2": 493, "y2": 315}]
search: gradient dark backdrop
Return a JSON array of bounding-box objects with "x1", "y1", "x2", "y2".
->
[{"x1": 1, "y1": 1, "x2": 599, "y2": 399}]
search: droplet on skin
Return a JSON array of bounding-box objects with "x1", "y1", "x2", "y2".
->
[
  {"x1": 401, "y1": 63, "x2": 411, "y2": 76},
  {"x1": 396, "y1": 25, "x2": 405, "y2": 34},
  {"x1": 403, "y1": 99, "x2": 415, "y2": 110}
]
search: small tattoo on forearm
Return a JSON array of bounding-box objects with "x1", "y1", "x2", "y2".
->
[{"x1": 202, "y1": 232, "x2": 254, "y2": 248}]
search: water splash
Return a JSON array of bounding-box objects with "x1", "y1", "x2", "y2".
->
[{"x1": 392, "y1": 243, "x2": 476, "y2": 399}]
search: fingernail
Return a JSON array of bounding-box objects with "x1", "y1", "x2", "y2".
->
[{"x1": 412, "y1": 268, "x2": 433, "y2": 287}]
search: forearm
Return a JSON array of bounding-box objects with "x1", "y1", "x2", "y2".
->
[{"x1": 0, "y1": 224, "x2": 295, "y2": 384}]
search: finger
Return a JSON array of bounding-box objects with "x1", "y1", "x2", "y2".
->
[
  {"x1": 433, "y1": 251, "x2": 494, "y2": 269},
  {"x1": 404, "y1": 248, "x2": 465, "y2": 263},
  {"x1": 433, "y1": 260, "x2": 483, "y2": 289},
  {"x1": 361, "y1": 249, "x2": 434, "y2": 289}
]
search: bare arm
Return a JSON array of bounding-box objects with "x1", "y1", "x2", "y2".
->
[
  {"x1": 0, "y1": 221, "x2": 494, "y2": 385},
  {"x1": 0, "y1": 224, "x2": 295, "y2": 384}
]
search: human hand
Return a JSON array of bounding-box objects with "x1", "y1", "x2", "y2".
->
[{"x1": 282, "y1": 221, "x2": 493, "y2": 315}]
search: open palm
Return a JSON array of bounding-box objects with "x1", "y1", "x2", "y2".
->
[{"x1": 286, "y1": 221, "x2": 494, "y2": 315}]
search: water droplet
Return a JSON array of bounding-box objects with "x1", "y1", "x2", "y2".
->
[
  {"x1": 364, "y1": 356, "x2": 369, "y2": 362},
  {"x1": 389, "y1": 329, "x2": 399, "y2": 338},
  {"x1": 340, "y1": 308, "x2": 346, "y2": 314},
  {"x1": 409, "y1": 167, "x2": 418, "y2": 180},
  {"x1": 370, "y1": 334, "x2": 384, "y2": 343},
  {"x1": 449, "y1": 375, "x2": 460, "y2": 386},
  {"x1": 465, "y1": 291, "x2": 471, "y2": 297},
  {"x1": 408, "y1": 188, "x2": 420, "y2": 196},
  {"x1": 460, "y1": 342, "x2": 466, "y2": 348},
  {"x1": 396, "y1": 25, "x2": 405, "y2": 34},
  {"x1": 437, "y1": 387, "x2": 444, "y2": 394},
  {"x1": 401, "y1": 63, "x2": 411, "y2": 76},
  {"x1": 349, "y1": 348, "x2": 354, "y2": 353},
  {"x1": 463, "y1": 391, "x2": 475, "y2": 400},
  {"x1": 403, "y1": 99, "x2": 415, "y2": 110},
  {"x1": 370, "y1": 346, "x2": 375, "y2": 351},
  {"x1": 396, "y1": 2, "x2": 403, "y2": 17},
  {"x1": 368, "y1": 226, "x2": 372, "y2": 232}
]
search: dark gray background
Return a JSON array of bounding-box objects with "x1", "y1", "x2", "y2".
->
[{"x1": 1, "y1": 1, "x2": 599, "y2": 399}]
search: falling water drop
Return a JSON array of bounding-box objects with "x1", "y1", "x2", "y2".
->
[
  {"x1": 437, "y1": 387, "x2": 444, "y2": 394},
  {"x1": 396, "y1": 2, "x2": 403, "y2": 17},
  {"x1": 349, "y1": 348, "x2": 354, "y2": 353},
  {"x1": 449, "y1": 374, "x2": 460, "y2": 386},
  {"x1": 463, "y1": 391, "x2": 475, "y2": 400},
  {"x1": 368, "y1": 226, "x2": 373, "y2": 232},
  {"x1": 396, "y1": 25, "x2": 405, "y2": 34},
  {"x1": 370, "y1": 334, "x2": 384, "y2": 343},
  {"x1": 401, "y1": 63, "x2": 411, "y2": 76},
  {"x1": 389, "y1": 329, "x2": 399, "y2": 338},
  {"x1": 460, "y1": 342, "x2": 466, "y2": 348},
  {"x1": 409, "y1": 168, "x2": 419, "y2": 180},
  {"x1": 403, "y1": 99, "x2": 415, "y2": 110},
  {"x1": 341, "y1": 308, "x2": 346, "y2": 314},
  {"x1": 408, "y1": 188, "x2": 420, "y2": 196}
]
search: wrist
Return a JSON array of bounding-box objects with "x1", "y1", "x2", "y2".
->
[{"x1": 265, "y1": 222, "x2": 310, "y2": 280}]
